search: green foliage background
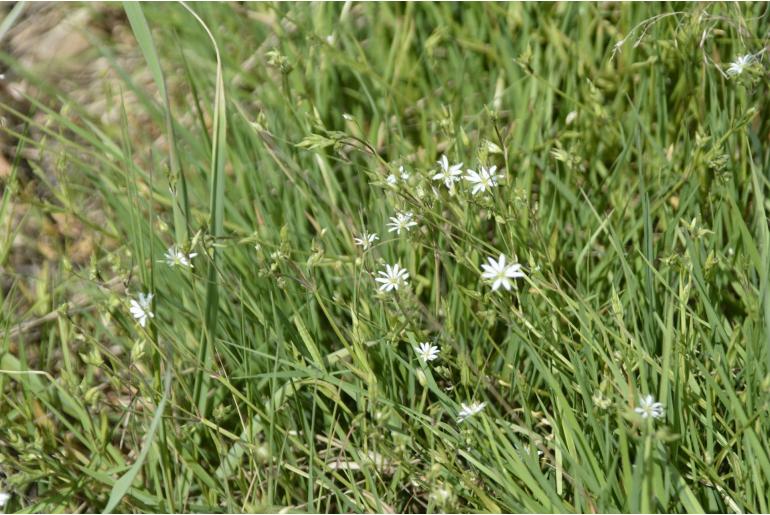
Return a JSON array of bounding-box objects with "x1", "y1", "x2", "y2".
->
[{"x1": 1, "y1": 2, "x2": 770, "y2": 512}]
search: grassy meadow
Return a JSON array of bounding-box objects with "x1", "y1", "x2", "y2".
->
[{"x1": 1, "y1": 2, "x2": 770, "y2": 512}]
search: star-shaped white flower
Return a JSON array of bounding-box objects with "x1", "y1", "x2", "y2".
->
[
  {"x1": 354, "y1": 231, "x2": 379, "y2": 250},
  {"x1": 0, "y1": 492, "x2": 10, "y2": 508},
  {"x1": 635, "y1": 394, "x2": 664, "y2": 419},
  {"x1": 375, "y1": 263, "x2": 409, "y2": 292},
  {"x1": 726, "y1": 53, "x2": 753, "y2": 77},
  {"x1": 387, "y1": 211, "x2": 417, "y2": 234},
  {"x1": 480, "y1": 254, "x2": 525, "y2": 291},
  {"x1": 161, "y1": 245, "x2": 198, "y2": 268},
  {"x1": 399, "y1": 165, "x2": 410, "y2": 180},
  {"x1": 129, "y1": 292, "x2": 154, "y2": 328},
  {"x1": 464, "y1": 165, "x2": 500, "y2": 195},
  {"x1": 386, "y1": 174, "x2": 398, "y2": 185},
  {"x1": 457, "y1": 401, "x2": 486, "y2": 423},
  {"x1": 415, "y1": 342, "x2": 440, "y2": 362},
  {"x1": 432, "y1": 154, "x2": 463, "y2": 189},
  {"x1": 521, "y1": 444, "x2": 545, "y2": 457}
]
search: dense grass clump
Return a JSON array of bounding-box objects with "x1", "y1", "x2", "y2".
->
[{"x1": 2, "y1": 2, "x2": 770, "y2": 512}]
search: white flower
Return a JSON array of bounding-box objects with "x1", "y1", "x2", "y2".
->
[
  {"x1": 375, "y1": 263, "x2": 409, "y2": 292},
  {"x1": 480, "y1": 254, "x2": 525, "y2": 291},
  {"x1": 635, "y1": 394, "x2": 665, "y2": 419},
  {"x1": 354, "y1": 231, "x2": 379, "y2": 250},
  {"x1": 387, "y1": 211, "x2": 417, "y2": 234},
  {"x1": 0, "y1": 492, "x2": 10, "y2": 508},
  {"x1": 415, "y1": 342, "x2": 440, "y2": 362},
  {"x1": 429, "y1": 484, "x2": 453, "y2": 506},
  {"x1": 727, "y1": 54, "x2": 753, "y2": 77},
  {"x1": 521, "y1": 444, "x2": 545, "y2": 457},
  {"x1": 129, "y1": 292, "x2": 154, "y2": 328},
  {"x1": 399, "y1": 165, "x2": 410, "y2": 180},
  {"x1": 457, "y1": 401, "x2": 486, "y2": 423},
  {"x1": 386, "y1": 174, "x2": 398, "y2": 185},
  {"x1": 161, "y1": 245, "x2": 198, "y2": 268},
  {"x1": 464, "y1": 165, "x2": 500, "y2": 195},
  {"x1": 432, "y1": 154, "x2": 463, "y2": 189}
]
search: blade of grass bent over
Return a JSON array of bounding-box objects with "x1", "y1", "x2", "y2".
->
[{"x1": 179, "y1": 1, "x2": 228, "y2": 419}]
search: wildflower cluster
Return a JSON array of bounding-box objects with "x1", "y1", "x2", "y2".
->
[
  {"x1": 128, "y1": 244, "x2": 197, "y2": 328},
  {"x1": 354, "y1": 151, "x2": 532, "y2": 425},
  {"x1": 375, "y1": 155, "x2": 526, "y2": 293},
  {"x1": 431, "y1": 154, "x2": 501, "y2": 196}
]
